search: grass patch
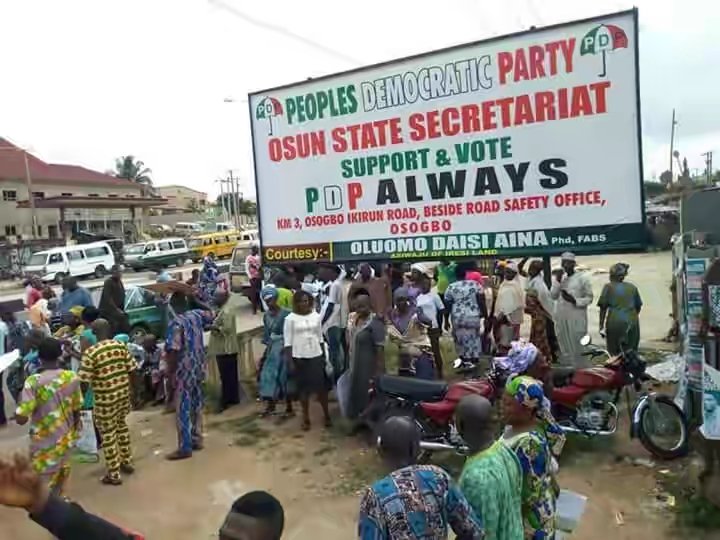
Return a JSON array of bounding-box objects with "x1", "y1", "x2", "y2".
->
[
  {"x1": 212, "y1": 413, "x2": 270, "y2": 446},
  {"x1": 675, "y1": 494, "x2": 720, "y2": 530}
]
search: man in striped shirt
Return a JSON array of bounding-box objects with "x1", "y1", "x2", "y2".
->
[{"x1": 79, "y1": 319, "x2": 136, "y2": 486}]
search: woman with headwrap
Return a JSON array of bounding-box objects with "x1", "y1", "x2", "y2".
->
[
  {"x1": 501, "y1": 375, "x2": 565, "y2": 540},
  {"x1": 198, "y1": 254, "x2": 220, "y2": 303},
  {"x1": 598, "y1": 262, "x2": 642, "y2": 355},
  {"x1": 444, "y1": 262, "x2": 488, "y2": 364},
  {"x1": 388, "y1": 287, "x2": 435, "y2": 379},
  {"x1": 495, "y1": 340, "x2": 551, "y2": 390},
  {"x1": 258, "y1": 287, "x2": 293, "y2": 418}
]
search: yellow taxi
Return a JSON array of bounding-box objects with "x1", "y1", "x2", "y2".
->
[{"x1": 188, "y1": 231, "x2": 239, "y2": 262}]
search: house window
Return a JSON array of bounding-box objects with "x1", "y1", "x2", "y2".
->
[
  {"x1": 126, "y1": 195, "x2": 136, "y2": 198},
  {"x1": 108, "y1": 194, "x2": 118, "y2": 198},
  {"x1": 88, "y1": 194, "x2": 99, "y2": 198},
  {"x1": 32, "y1": 192, "x2": 44, "y2": 199},
  {"x1": 37, "y1": 225, "x2": 42, "y2": 236},
  {"x1": 61, "y1": 193, "x2": 72, "y2": 197},
  {"x1": 2, "y1": 190, "x2": 17, "y2": 202},
  {"x1": 4, "y1": 225, "x2": 16, "y2": 235},
  {"x1": 48, "y1": 225, "x2": 59, "y2": 238}
]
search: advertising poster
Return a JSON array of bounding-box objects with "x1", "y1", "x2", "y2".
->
[
  {"x1": 249, "y1": 10, "x2": 643, "y2": 263},
  {"x1": 701, "y1": 363, "x2": 720, "y2": 440}
]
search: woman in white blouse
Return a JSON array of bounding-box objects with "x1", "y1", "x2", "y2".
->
[{"x1": 283, "y1": 290, "x2": 331, "y2": 431}]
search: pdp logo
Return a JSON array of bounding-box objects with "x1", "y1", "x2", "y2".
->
[
  {"x1": 255, "y1": 96, "x2": 284, "y2": 136},
  {"x1": 580, "y1": 23, "x2": 628, "y2": 77}
]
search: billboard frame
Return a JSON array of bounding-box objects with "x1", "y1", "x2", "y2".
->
[{"x1": 248, "y1": 8, "x2": 644, "y2": 262}]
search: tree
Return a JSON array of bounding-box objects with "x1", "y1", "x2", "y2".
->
[
  {"x1": 643, "y1": 181, "x2": 666, "y2": 198},
  {"x1": 114, "y1": 155, "x2": 154, "y2": 195},
  {"x1": 215, "y1": 193, "x2": 257, "y2": 215}
]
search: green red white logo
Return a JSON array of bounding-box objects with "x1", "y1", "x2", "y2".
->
[
  {"x1": 255, "y1": 97, "x2": 283, "y2": 135},
  {"x1": 580, "y1": 24, "x2": 628, "y2": 77}
]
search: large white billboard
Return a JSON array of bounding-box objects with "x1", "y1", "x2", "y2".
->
[{"x1": 249, "y1": 9, "x2": 643, "y2": 264}]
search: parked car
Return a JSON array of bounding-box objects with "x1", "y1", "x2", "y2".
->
[
  {"x1": 173, "y1": 222, "x2": 204, "y2": 236},
  {"x1": 24, "y1": 241, "x2": 116, "y2": 283},
  {"x1": 188, "y1": 231, "x2": 240, "y2": 262},
  {"x1": 124, "y1": 238, "x2": 189, "y2": 271},
  {"x1": 124, "y1": 285, "x2": 192, "y2": 340}
]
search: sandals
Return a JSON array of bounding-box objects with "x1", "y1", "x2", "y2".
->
[
  {"x1": 166, "y1": 450, "x2": 193, "y2": 461},
  {"x1": 101, "y1": 475, "x2": 122, "y2": 486},
  {"x1": 120, "y1": 464, "x2": 135, "y2": 475}
]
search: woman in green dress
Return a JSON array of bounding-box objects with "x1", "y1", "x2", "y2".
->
[
  {"x1": 598, "y1": 263, "x2": 643, "y2": 354},
  {"x1": 501, "y1": 376, "x2": 565, "y2": 539},
  {"x1": 258, "y1": 287, "x2": 293, "y2": 418}
]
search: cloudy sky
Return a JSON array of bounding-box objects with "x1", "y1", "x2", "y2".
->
[{"x1": 0, "y1": 0, "x2": 716, "y2": 198}]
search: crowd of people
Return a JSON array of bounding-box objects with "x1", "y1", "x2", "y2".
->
[{"x1": 0, "y1": 251, "x2": 647, "y2": 539}]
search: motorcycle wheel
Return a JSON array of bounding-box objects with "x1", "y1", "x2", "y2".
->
[{"x1": 637, "y1": 395, "x2": 689, "y2": 460}]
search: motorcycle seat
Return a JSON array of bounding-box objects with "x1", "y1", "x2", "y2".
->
[
  {"x1": 551, "y1": 366, "x2": 576, "y2": 386},
  {"x1": 376, "y1": 375, "x2": 448, "y2": 402}
]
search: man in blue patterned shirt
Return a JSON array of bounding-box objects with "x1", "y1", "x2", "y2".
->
[{"x1": 358, "y1": 416, "x2": 484, "y2": 539}]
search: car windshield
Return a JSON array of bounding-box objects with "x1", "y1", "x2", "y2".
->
[
  {"x1": 232, "y1": 248, "x2": 250, "y2": 265},
  {"x1": 188, "y1": 239, "x2": 203, "y2": 248},
  {"x1": 124, "y1": 244, "x2": 146, "y2": 255},
  {"x1": 27, "y1": 253, "x2": 47, "y2": 266}
]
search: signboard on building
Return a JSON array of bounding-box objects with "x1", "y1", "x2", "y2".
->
[{"x1": 249, "y1": 9, "x2": 643, "y2": 263}]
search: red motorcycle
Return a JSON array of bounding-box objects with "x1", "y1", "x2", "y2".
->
[
  {"x1": 364, "y1": 363, "x2": 502, "y2": 457},
  {"x1": 366, "y1": 337, "x2": 689, "y2": 460},
  {"x1": 549, "y1": 336, "x2": 689, "y2": 459}
]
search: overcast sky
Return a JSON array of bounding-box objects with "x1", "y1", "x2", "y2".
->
[{"x1": 0, "y1": 0, "x2": 716, "y2": 198}]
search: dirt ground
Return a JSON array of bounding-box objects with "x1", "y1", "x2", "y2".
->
[
  {"x1": 0, "y1": 251, "x2": 709, "y2": 539},
  {"x1": 0, "y1": 396, "x2": 707, "y2": 540}
]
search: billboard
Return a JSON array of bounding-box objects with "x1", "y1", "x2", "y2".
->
[{"x1": 249, "y1": 9, "x2": 643, "y2": 264}]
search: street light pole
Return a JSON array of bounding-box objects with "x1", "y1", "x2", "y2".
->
[{"x1": 22, "y1": 151, "x2": 38, "y2": 238}]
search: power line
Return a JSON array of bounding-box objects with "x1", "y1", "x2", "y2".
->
[{"x1": 208, "y1": 0, "x2": 362, "y2": 66}]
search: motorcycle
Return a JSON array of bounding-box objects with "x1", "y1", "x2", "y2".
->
[
  {"x1": 364, "y1": 361, "x2": 504, "y2": 457},
  {"x1": 367, "y1": 336, "x2": 689, "y2": 461},
  {"x1": 550, "y1": 335, "x2": 689, "y2": 460}
]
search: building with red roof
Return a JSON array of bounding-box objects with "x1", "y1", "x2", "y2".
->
[{"x1": 0, "y1": 138, "x2": 157, "y2": 241}]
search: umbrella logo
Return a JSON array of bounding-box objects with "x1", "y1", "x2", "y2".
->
[
  {"x1": 580, "y1": 24, "x2": 628, "y2": 77},
  {"x1": 255, "y1": 96, "x2": 284, "y2": 136}
]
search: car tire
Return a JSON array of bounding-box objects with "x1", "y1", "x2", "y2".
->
[
  {"x1": 94, "y1": 265, "x2": 106, "y2": 278},
  {"x1": 130, "y1": 324, "x2": 149, "y2": 341},
  {"x1": 54, "y1": 272, "x2": 66, "y2": 284}
]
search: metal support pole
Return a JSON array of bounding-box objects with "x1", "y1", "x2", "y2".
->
[{"x1": 23, "y1": 152, "x2": 37, "y2": 238}]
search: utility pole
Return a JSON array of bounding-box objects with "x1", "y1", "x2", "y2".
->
[
  {"x1": 702, "y1": 151, "x2": 714, "y2": 184},
  {"x1": 217, "y1": 178, "x2": 228, "y2": 223},
  {"x1": 669, "y1": 109, "x2": 677, "y2": 182}
]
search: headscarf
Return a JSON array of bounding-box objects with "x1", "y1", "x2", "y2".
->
[
  {"x1": 505, "y1": 375, "x2": 565, "y2": 456},
  {"x1": 505, "y1": 260, "x2": 518, "y2": 272},
  {"x1": 495, "y1": 340, "x2": 538, "y2": 374},
  {"x1": 114, "y1": 333, "x2": 130, "y2": 344},
  {"x1": 410, "y1": 263, "x2": 431, "y2": 277},
  {"x1": 80, "y1": 328, "x2": 98, "y2": 346},
  {"x1": 261, "y1": 286, "x2": 279, "y2": 302},
  {"x1": 466, "y1": 270, "x2": 484, "y2": 284},
  {"x1": 69, "y1": 306, "x2": 84, "y2": 318},
  {"x1": 560, "y1": 251, "x2": 576, "y2": 262}
]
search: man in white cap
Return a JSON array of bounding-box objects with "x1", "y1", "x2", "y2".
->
[{"x1": 550, "y1": 252, "x2": 594, "y2": 366}]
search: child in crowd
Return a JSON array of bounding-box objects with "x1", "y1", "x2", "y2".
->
[
  {"x1": 15, "y1": 337, "x2": 83, "y2": 495},
  {"x1": 141, "y1": 335, "x2": 165, "y2": 404}
]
